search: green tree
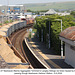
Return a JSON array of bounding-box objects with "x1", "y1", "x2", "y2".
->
[
  {"x1": 71, "y1": 11, "x2": 75, "y2": 16},
  {"x1": 34, "y1": 15, "x2": 75, "y2": 55}
]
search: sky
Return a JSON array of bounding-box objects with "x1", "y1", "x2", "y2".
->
[{"x1": 0, "y1": 0, "x2": 75, "y2": 5}]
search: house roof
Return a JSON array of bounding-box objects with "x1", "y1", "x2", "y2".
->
[
  {"x1": 59, "y1": 26, "x2": 75, "y2": 41},
  {"x1": 45, "y1": 9, "x2": 57, "y2": 15}
]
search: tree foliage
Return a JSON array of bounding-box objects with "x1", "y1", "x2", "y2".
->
[
  {"x1": 34, "y1": 15, "x2": 75, "y2": 55},
  {"x1": 71, "y1": 11, "x2": 75, "y2": 16}
]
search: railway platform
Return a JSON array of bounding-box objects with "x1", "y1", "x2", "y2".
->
[{"x1": 25, "y1": 36, "x2": 73, "y2": 69}]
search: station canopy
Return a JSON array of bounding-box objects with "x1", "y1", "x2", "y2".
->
[
  {"x1": 45, "y1": 9, "x2": 57, "y2": 15},
  {"x1": 59, "y1": 26, "x2": 75, "y2": 41}
]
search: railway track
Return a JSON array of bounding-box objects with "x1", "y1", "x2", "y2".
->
[
  {"x1": 9, "y1": 26, "x2": 46, "y2": 69},
  {"x1": 9, "y1": 27, "x2": 29, "y2": 59}
]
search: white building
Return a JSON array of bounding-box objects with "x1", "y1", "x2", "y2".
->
[
  {"x1": 57, "y1": 12, "x2": 70, "y2": 16},
  {"x1": 0, "y1": 5, "x2": 26, "y2": 15},
  {"x1": 44, "y1": 9, "x2": 70, "y2": 16},
  {"x1": 59, "y1": 26, "x2": 75, "y2": 68},
  {"x1": 44, "y1": 9, "x2": 57, "y2": 15}
]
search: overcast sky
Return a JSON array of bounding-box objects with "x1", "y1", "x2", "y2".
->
[{"x1": 0, "y1": 0, "x2": 75, "y2": 5}]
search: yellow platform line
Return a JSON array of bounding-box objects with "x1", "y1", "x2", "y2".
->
[
  {"x1": 32, "y1": 45, "x2": 37, "y2": 47},
  {"x1": 46, "y1": 60, "x2": 61, "y2": 68},
  {"x1": 29, "y1": 42, "x2": 35, "y2": 44},
  {"x1": 39, "y1": 52, "x2": 49, "y2": 60},
  {"x1": 30, "y1": 40, "x2": 61, "y2": 68},
  {"x1": 39, "y1": 52, "x2": 61, "y2": 68}
]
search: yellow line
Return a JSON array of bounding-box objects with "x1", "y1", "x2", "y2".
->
[
  {"x1": 32, "y1": 45, "x2": 37, "y2": 47},
  {"x1": 25, "y1": 38, "x2": 49, "y2": 69},
  {"x1": 29, "y1": 42, "x2": 35, "y2": 44},
  {"x1": 39, "y1": 52, "x2": 49, "y2": 60},
  {"x1": 47, "y1": 60, "x2": 61, "y2": 68},
  {"x1": 30, "y1": 41, "x2": 61, "y2": 68},
  {"x1": 39, "y1": 52, "x2": 61, "y2": 68}
]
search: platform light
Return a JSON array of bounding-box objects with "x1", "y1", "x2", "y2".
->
[{"x1": 55, "y1": 19, "x2": 63, "y2": 58}]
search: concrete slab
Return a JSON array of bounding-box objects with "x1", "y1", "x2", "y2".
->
[{"x1": 0, "y1": 38, "x2": 22, "y2": 63}]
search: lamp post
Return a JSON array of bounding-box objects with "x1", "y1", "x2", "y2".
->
[
  {"x1": 1, "y1": 15, "x2": 3, "y2": 25},
  {"x1": 7, "y1": 0, "x2": 9, "y2": 22},
  {"x1": 55, "y1": 19, "x2": 63, "y2": 58}
]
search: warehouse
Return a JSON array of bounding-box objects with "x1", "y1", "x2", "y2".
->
[{"x1": 0, "y1": 5, "x2": 26, "y2": 15}]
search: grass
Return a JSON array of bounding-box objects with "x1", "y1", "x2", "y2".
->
[{"x1": 24, "y1": 1, "x2": 75, "y2": 11}]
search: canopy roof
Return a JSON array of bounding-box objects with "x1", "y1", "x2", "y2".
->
[
  {"x1": 59, "y1": 26, "x2": 75, "y2": 41},
  {"x1": 45, "y1": 9, "x2": 57, "y2": 15}
]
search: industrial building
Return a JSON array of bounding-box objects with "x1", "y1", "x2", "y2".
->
[{"x1": 0, "y1": 5, "x2": 26, "y2": 15}]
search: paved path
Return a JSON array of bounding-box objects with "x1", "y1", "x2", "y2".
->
[{"x1": 26, "y1": 37, "x2": 73, "y2": 69}]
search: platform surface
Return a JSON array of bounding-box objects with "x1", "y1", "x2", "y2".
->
[{"x1": 26, "y1": 37, "x2": 73, "y2": 69}]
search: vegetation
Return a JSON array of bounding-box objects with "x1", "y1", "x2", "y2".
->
[
  {"x1": 10, "y1": 20, "x2": 13, "y2": 23},
  {"x1": 34, "y1": 15, "x2": 75, "y2": 55},
  {"x1": 4, "y1": 20, "x2": 13, "y2": 24},
  {"x1": 28, "y1": 32, "x2": 32, "y2": 39},
  {"x1": 71, "y1": 11, "x2": 75, "y2": 16},
  {"x1": 4, "y1": 20, "x2": 9, "y2": 24},
  {"x1": 25, "y1": 1, "x2": 75, "y2": 11},
  {"x1": 0, "y1": 23, "x2": 2, "y2": 26},
  {"x1": 27, "y1": 9, "x2": 48, "y2": 15}
]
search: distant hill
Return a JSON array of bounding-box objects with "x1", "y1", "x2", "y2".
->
[{"x1": 24, "y1": 1, "x2": 75, "y2": 11}]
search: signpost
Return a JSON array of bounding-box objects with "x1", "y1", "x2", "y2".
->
[
  {"x1": 29, "y1": 28, "x2": 32, "y2": 38},
  {"x1": 29, "y1": 28, "x2": 32, "y2": 32}
]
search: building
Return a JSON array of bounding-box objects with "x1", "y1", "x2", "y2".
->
[
  {"x1": 44, "y1": 9, "x2": 70, "y2": 16},
  {"x1": 40, "y1": 12, "x2": 46, "y2": 16},
  {"x1": 57, "y1": 12, "x2": 70, "y2": 16},
  {"x1": 59, "y1": 26, "x2": 75, "y2": 68},
  {"x1": 0, "y1": 5, "x2": 26, "y2": 15},
  {"x1": 44, "y1": 9, "x2": 57, "y2": 15}
]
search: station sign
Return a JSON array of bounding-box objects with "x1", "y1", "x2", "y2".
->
[{"x1": 29, "y1": 28, "x2": 32, "y2": 32}]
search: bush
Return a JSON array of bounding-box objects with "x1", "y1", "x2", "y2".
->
[
  {"x1": 34, "y1": 15, "x2": 75, "y2": 55},
  {"x1": 4, "y1": 21, "x2": 9, "y2": 24},
  {"x1": 0, "y1": 23, "x2": 2, "y2": 26},
  {"x1": 28, "y1": 32, "x2": 31, "y2": 39},
  {"x1": 10, "y1": 20, "x2": 13, "y2": 23}
]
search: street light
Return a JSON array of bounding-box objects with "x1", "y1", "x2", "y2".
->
[
  {"x1": 7, "y1": 0, "x2": 9, "y2": 22},
  {"x1": 55, "y1": 19, "x2": 63, "y2": 58},
  {"x1": 1, "y1": 15, "x2": 3, "y2": 25}
]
